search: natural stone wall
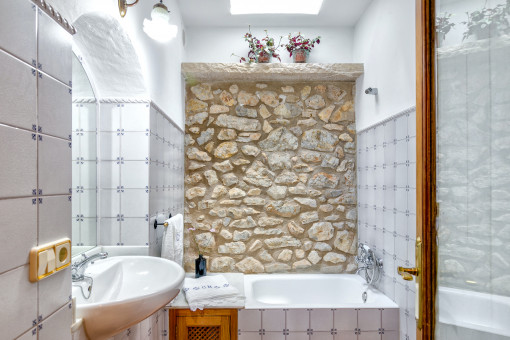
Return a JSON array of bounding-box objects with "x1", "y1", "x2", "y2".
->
[{"x1": 184, "y1": 81, "x2": 357, "y2": 274}]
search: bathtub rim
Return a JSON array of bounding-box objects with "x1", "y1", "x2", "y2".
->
[{"x1": 243, "y1": 273, "x2": 399, "y2": 309}]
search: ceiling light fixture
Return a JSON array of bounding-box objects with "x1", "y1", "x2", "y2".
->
[
  {"x1": 230, "y1": 0, "x2": 323, "y2": 15},
  {"x1": 143, "y1": 1, "x2": 178, "y2": 43}
]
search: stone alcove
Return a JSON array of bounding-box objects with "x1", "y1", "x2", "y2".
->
[{"x1": 182, "y1": 63, "x2": 363, "y2": 274}]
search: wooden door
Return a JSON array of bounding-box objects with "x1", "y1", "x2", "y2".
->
[{"x1": 415, "y1": 0, "x2": 437, "y2": 338}]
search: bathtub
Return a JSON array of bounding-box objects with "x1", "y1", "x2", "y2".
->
[
  {"x1": 438, "y1": 286, "x2": 510, "y2": 339},
  {"x1": 239, "y1": 274, "x2": 399, "y2": 339},
  {"x1": 244, "y1": 274, "x2": 398, "y2": 309}
]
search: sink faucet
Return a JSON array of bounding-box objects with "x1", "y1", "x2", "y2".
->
[{"x1": 72, "y1": 252, "x2": 108, "y2": 282}]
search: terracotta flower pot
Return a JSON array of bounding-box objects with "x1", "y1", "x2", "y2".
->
[
  {"x1": 293, "y1": 49, "x2": 309, "y2": 63},
  {"x1": 257, "y1": 52, "x2": 271, "y2": 63}
]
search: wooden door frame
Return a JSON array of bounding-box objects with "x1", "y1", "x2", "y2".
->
[{"x1": 416, "y1": 0, "x2": 437, "y2": 339}]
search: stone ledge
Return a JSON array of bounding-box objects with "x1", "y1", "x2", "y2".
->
[{"x1": 182, "y1": 63, "x2": 364, "y2": 82}]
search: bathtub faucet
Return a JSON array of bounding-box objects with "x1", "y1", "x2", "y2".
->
[{"x1": 355, "y1": 244, "x2": 382, "y2": 286}]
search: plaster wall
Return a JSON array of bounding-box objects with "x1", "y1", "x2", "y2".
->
[
  {"x1": 184, "y1": 26, "x2": 353, "y2": 64},
  {"x1": 49, "y1": 0, "x2": 186, "y2": 128},
  {"x1": 352, "y1": 0, "x2": 416, "y2": 131}
]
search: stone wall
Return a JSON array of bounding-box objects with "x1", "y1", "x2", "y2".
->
[{"x1": 184, "y1": 80, "x2": 358, "y2": 274}]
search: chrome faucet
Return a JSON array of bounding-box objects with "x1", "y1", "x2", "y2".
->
[
  {"x1": 355, "y1": 244, "x2": 383, "y2": 286},
  {"x1": 71, "y1": 252, "x2": 108, "y2": 282}
]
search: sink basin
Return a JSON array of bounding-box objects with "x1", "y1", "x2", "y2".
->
[{"x1": 72, "y1": 256, "x2": 184, "y2": 339}]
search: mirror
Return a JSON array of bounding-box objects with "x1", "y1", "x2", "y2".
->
[{"x1": 71, "y1": 52, "x2": 98, "y2": 256}]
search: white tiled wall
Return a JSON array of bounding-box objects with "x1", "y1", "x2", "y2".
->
[
  {"x1": 356, "y1": 108, "x2": 417, "y2": 340},
  {"x1": 72, "y1": 102, "x2": 98, "y2": 246},
  {"x1": 238, "y1": 308, "x2": 399, "y2": 340},
  {"x1": 0, "y1": 0, "x2": 73, "y2": 338},
  {"x1": 149, "y1": 103, "x2": 185, "y2": 257},
  {"x1": 97, "y1": 101, "x2": 184, "y2": 257}
]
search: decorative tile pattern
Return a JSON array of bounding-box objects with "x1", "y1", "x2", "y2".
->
[
  {"x1": 97, "y1": 102, "x2": 184, "y2": 256},
  {"x1": 357, "y1": 108, "x2": 416, "y2": 340},
  {"x1": 0, "y1": 3, "x2": 73, "y2": 338},
  {"x1": 238, "y1": 308, "x2": 399, "y2": 340}
]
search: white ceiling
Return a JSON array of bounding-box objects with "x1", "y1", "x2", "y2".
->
[{"x1": 177, "y1": 0, "x2": 374, "y2": 27}]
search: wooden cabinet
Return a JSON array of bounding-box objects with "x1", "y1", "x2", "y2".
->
[{"x1": 169, "y1": 309, "x2": 238, "y2": 340}]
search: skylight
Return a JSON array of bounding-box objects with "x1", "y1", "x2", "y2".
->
[{"x1": 230, "y1": 0, "x2": 323, "y2": 15}]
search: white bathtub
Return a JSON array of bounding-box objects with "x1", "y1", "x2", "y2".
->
[
  {"x1": 244, "y1": 274, "x2": 398, "y2": 309},
  {"x1": 438, "y1": 286, "x2": 510, "y2": 339}
]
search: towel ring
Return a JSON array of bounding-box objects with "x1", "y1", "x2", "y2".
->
[{"x1": 154, "y1": 213, "x2": 172, "y2": 229}]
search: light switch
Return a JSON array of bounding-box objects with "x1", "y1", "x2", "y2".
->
[
  {"x1": 29, "y1": 238, "x2": 71, "y2": 282},
  {"x1": 55, "y1": 241, "x2": 70, "y2": 269}
]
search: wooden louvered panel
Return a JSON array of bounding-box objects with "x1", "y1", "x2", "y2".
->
[
  {"x1": 175, "y1": 314, "x2": 232, "y2": 340},
  {"x1": 187, "y1": 326, "x2": 221, "y2": 340}
]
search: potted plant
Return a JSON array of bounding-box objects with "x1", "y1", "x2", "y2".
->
[
  {"x1": 232, "y1": 27, "x2": 282, "y2": 63},
  {"x1": 436, "y1": 12, "x2": 455, "y2": 47},
  {"x1": 461, "y1": 1, "x2": 510, "y2": 41},
  {"x1": 282, "y1": 33, "x2": 321, "y2": 63}
]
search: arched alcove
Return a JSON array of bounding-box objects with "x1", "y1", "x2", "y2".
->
[{"x1": 72, "y1": 12, "x2": 148, "y2": 99}]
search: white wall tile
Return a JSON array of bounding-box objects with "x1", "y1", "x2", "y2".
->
[
  {"x1": 0, "y1": 198, "x2": 37, "y2": 273},
  {"x1": 310, "y1": 309, "x2": 334, "y2": 332},
  {"x1": 38, "y1": 74, "x2": 72, "y2": 140},
  {"x1": 100, "y1": 161, "x2": 121, "y2": 189},
  {"x1": 121, "y1": 189, "x2": 149, "y2": 218},
  {"x1": 263, "y1": 332, "x2": 285, "y2": 340},
  {"x1": 16, "y1": 327, "x2": 37, "y2": 340},
  {"x1": 0, "y1": 50, "x2": 36, "y2": 130},
  {"x1": 239, "y1": 309, "x2": 262, "y2": 332},
  {"x1": 100, "y1": 218, "x2": 121, "y2": 246},
  {"x1": 122, "y1": 103, "x2": 150, "y2": 132},
  {"x1": 310, "y1": 332, "x2": 333, "y2": 340},
  {"x1": 286, "y1": 333, "x2": 309, "y2": 340},
  {"x1": 100, "y1": 132, "x2": 121, "y2": 161},
  {"x1": 262, "y1": 309, "x2": 285, "y2": 332},
  {"x1": 358, "y1": 332, "x2": 381, "y2": 340},
  {"x1": 38, "y1": 303, "x2": 72, "y2": 340},
  {"x1": 0, "y1": 126, "x2": 37, "y2": 198},
  {"x1": 381, "y1": 331, "x2": 398, "y2": 340},
  {"x1": 80, "y1": 190, "x2": 97, "y2": 217},
  {"x1": 80, "y1": 162, "x2": 97, "y2": 189},
  {"x1": 39, "y1": 134, "x2": 72, "y2": 195},
  {"x1": 122, "y1": 161, "x2": 149, "y2": 188},
  {"x1": 287, "y1": 309, "x2": 310, "y2": 332},
  {"x1": 38, "y1": 267, "x2": 71, "y2": 319},
  {"x1": 0, "y1": 0, "x2": 36, "y2": 63},
  {"x1": 121, "y1": 218, "x2": 148, "y2": 246},
  {"x1": 37, "y1": 10, "x2": 72, "y2": 84},
  {"x1": 76, "y1": 103, "x2": 97, "y2": 132},
  {"x1": 99, "y1": 190, "x2": 121, "y2": 217},
  {"x1": 39, "y1": 195, "x2": 72, "y2": 245},
  {"x1": 239, "y1": 333, "x2": 261, "y2": 340},
  {"x1": 358, "y1": 309, "x2": 380, "y2": 332},
  {"x1": 122, "y1": 132, "x2": 149, "y2": 160},
  {"x1": 100, "y1": 104, "x2": 121, "y2": 132},
  {"x1": 381, "y1": 309, "x2": 399, "y2": 331},
  {"x1": 336, "y1": 331, "x2": 357, "y2": 340},
  {"x1": 80, "y1": 218, "x2": 97, "y2": 245},
  {"x1": 0, "y1": 265, "x2": 38, "y2": 340}
]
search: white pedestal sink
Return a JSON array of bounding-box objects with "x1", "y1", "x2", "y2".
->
[{"x1": 72, "y1": 256, "x2": 184, "y2": 340}]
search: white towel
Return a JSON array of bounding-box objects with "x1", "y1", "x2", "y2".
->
[
  {"x1": 161, "y1": 214, "x2": 184, "y2": 266},
  {"x1": 183, "y1": 275, "x2": 243, "y2": 311}
]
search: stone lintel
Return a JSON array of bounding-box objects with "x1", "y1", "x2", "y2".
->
[{"x1": 182, "y1": 63, "x2": 364, "y2": 83}]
